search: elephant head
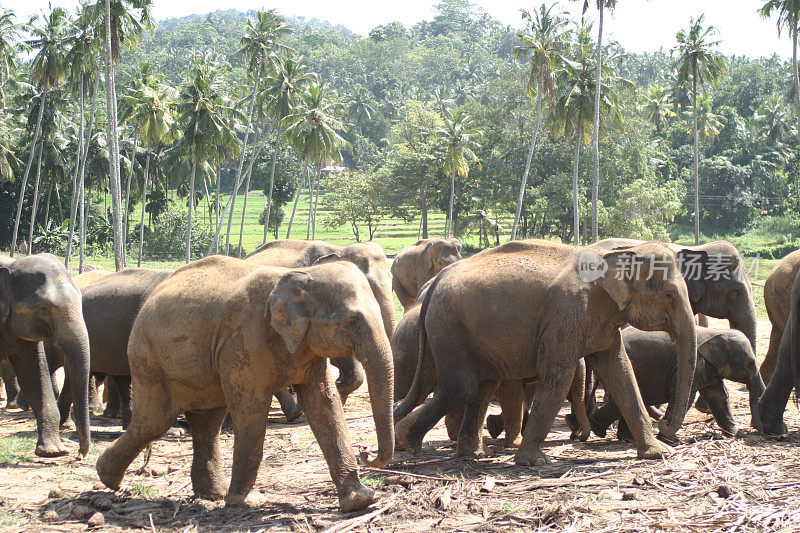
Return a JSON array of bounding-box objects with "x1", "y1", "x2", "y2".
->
[
  {"x1": 599, "y1": 243, "x2": 698, "y2": 439},
  {"x1": 676, "y1": 241, "x2": 757, "y2": 352},
  {"x1": 698, "y1": 329, "x2": 765, "y2": 433},
  {"x1": 0, "y1": 254, "x2": 91, "y2": 456},
  {"x1": 318, "y1": 242, "x2": 396, "y2": 339},
  {"x1": 424, "y1": 239, "x2": 463, "y2": 275},
  {"x1": 268, "y1": 262, "x2": 394, "y2": 468}
]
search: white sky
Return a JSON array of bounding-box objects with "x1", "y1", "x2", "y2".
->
[{"x1": 0, "y1": 0, "x2": 791, "y2": 59}]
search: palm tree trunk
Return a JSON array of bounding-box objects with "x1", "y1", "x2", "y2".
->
[
  {"x1": 446, "y1": 165, "x2": 456, "y2": 238},
  {"x1": 65, "y1": 81, "x2": 86, "y2": 267},
  {"x1": 137, "y1": 152, "x2": 150, "y2": 267},
  {"x1": 235, "y1": 125, "x2": 271, "y2": 255},
  {"x1": 307, "y1": 161, "x2": 315, "y2": 239},
  {"x1": 79, "y1": 74, "x2": 99, "y2": 274},
  {"x1": 26, "y1": 141, "x2": 45, "y2": 255},
  {"x1": 214, "y1": 164, "x2": 221, "y2": 252},
  {"x1": 591, "y1": 4, "x2": 604, "y2": 243},
  {"x1": 222, "y1": 68, "x2": 261, "y2": 255},
  {"x1": 186, "y1": 158, "x2": 197, "y2": 263},
  {"x1": 693, "y1": 65, "x2": 700, "y2": 245},
  {"x1": 572, "y1": 129, "x2": 582, "y2": 246},
  {"x1": 202, "y1": 173, "x2": 213, "y2": 229},
  {"x1": 312, "y1": 164, "x2": 322, "y2": 239},
  {"x1": 43, "y1": 174, "x2": 55, "y2": 230},
  {"x1": 104, "y1": 0, "x2": 125, "y2": 271},
  {"x1": 123, "y1": 136, "x2": 138, "y2": 259},
  {"x1": 11, "y1": 86, "x2": 47, "y2": 256},
  {"x1": 286, "y1": 160, "x2": 307, "y2": 239},
  {"x1": 263, "y1": 125, "x2": 283, "y2": 242},
  {"x1": 236, "y1": 156, "x2": 256, "y2": 258},
  {"x1": 511, "y1": 88, "x2": 544, "y2": 241}
]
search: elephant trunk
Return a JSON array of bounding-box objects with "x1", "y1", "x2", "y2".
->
[
  {"x1": 356, "y1": 335, "x2": 395, "y2": 469},
  {"x1": 730, "y1": 303, "x2": 758, "y2": 355},
  {"x1": 658, "y1": 305, "x2": 698, "y2": 439},
  {"x1": 747, "y1": 368, "x2": 766, "y2": 433},
  {"x1": 375, "y1": 288, "x2": 397, "y2": 340},
  {"x1": 54, "y1": 318, "x2": 92, "y2": 457}
]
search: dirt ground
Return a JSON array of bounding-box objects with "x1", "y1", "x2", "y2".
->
[{"x1": 1, "y1": 318, "x2": 799, "y2": 532}]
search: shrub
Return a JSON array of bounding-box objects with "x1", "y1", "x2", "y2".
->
[{"x1": 140, "y1": 207, "x2": 212, "y2": 260}]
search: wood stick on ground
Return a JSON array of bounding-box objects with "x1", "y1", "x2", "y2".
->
[{"x1": 321, "y1": 493, "x2": 401, "y2": 533}]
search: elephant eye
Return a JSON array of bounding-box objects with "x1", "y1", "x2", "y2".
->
[
  {"x1": 345, "y1": 315, "x2": 360, "y2": 329},
  {"x1": 40, "y1": 306, "x2": 50, "y2": 314}
]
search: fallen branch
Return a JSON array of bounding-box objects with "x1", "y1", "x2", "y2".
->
[
  {"x1": 321, "y1": 493, "x2": 401, "y2": 533},
  {"x1": 363, "y1": 467, "x2": 456, "y2": 483}
]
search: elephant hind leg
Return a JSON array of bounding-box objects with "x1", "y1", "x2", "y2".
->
[
  {"x1": 96, "y1": 378, "x2": 177, "y2": 491},
  {"x1": 456, "y1": 379, "x2": 499, "y2": 457},
  {"x1": 185, "y1": 407, "x2": 227, "y2": 500},
  {"x1": 760, "y1": 322, "x2": 783, "y2": 384}
]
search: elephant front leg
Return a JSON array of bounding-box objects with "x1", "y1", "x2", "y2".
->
[
  {"x1": 588, "y1": 345, "x2": 669, "y2": 460},
  {"x1": 456, "y1": 379, "x2": 498, "y2": 457},
  {"x1": 9, "y1": 347, "x2": 68, "y2": 457},
  {"x1": 225, "y1": 403, "x2": 269, "y2": 507},
  {"x1": 295, "y1": 363, "x2": 377, "y2": 513},
  {"x1": 515, "y1": 359, "x2": 578, "y2": 467},
  {"x1": 185, "y1": 407, "x2": 228, "y2": 500}
]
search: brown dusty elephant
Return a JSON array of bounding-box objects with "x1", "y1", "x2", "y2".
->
[
  {"x1": 759, "y1": 249, "x2": 800, "y2": 383},
  {"x1": 0, "y1": 254, "x2": 91, "y2": 457},
  {"x1": 392, "y1": 298, "x2": 590, "y2": 447},
  {"x1": 72, "y1": 270, "x2": 113, "y2": 291},
  {"x1": 246, "y1": 239, "x2": 395, "y2": 407},
  {"x1": 590, "y1": 327, "x2": 765, "y2": 441},
  {"x1": 96, "y1": 256, "x2": 394, "y2": 512},
  {"x1": 391, "y1": 239, "x2": 462, "y2": 311},
  {"x1": 393, "y1": 240, "x2": 698, "y2": 466}
]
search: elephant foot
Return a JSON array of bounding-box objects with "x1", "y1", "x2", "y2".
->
[
  {"x1": 284, "y1": 407, "x2": 304, "y2": 423},
  {"x1": 60, "y1": 419, "x2": 76, "y2": 431},
  {"x1": 96, "y1": 452, "x2": 124, "y2": 491},
  {"x1": 656, "y1": 433, "x2": 681, "y2": 446},
  {"x1": 103, "y1": 407, "x2": 122, "y2": 419},
  {"x1": 565, "y1": 414, "x2": 590, "y2": 442},
  {"x1": 444, "y1": 412, "x2": 462, "y2": 442},
  {"x1": 35, "y1": 441, "x2": 69, "y2": 458},
  {"x1": 762, "y1": 419, "x2": 788, "y2": 438},
  {"x1": 194, "y1": 487, "x2": 226, "y2": 501},
  {"x1": 694, "y1": 397, "x2": 711, "y2": 414},
  {"x1": 456, "y1": 439, "x2": 490, "y2": 458},
  {"x1": 503, "y1": 434, "x2": 523, "y2": 448},
  {"x1": 394, "y1": 413, "x2": 423, "y2": 455},
  {"x1": 589, "y1": 418, "x2": 608, "y2": 439},
  {"x1": 225, "y1": 492, "x2": 267, "y2": 508},
  {"x1": 338, "y1": 483, "x2": 378, "y2": 513},
  {"x1": 485, "y1": 414, "x2": 504, "y2": 439},
  {"x1": 636, "y1": 440, "x2": 670, "y2": 460},
  {"x1": 514, "y1": 446, "x2": 550, "y2": 467}
]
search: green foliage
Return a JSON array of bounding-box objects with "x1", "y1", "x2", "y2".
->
[
  {"x1": 608, "y1": 178, "x2": 685, "y2": 240},
  {"x1": 138, "y1": 207, "x2": 212, "y2": 259},
  {"x1": 322, "y1": 171, "x2": 389, "y2": 241}
]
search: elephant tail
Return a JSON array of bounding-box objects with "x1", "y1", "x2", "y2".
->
[{"x1": 393, "y1": 271, "x2": 443, "y2": 422}]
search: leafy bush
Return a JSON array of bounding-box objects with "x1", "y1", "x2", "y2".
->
[{"x1": 140, "y1": 207, "x2": 212, "y2": 260}]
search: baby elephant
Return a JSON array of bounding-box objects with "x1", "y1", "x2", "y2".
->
[
  {"x1": 590, "y1": 327, "x2": 765, "y2": 441},
  {"x1": 391, "y1": 239, "x2": 462, "y2": 311}
]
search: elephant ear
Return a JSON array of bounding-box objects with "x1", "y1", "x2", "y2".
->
[
  {"x1": 697, "y1": 333, "x2": 730, "y2": 374},
  {"x1": 0, "y1": 267, "x2": 10, "y2": 325},
  {"x1": 268, "y1": 271, "x2": 313, "y2": 354},
  {"x1": 599, "y1": 250, "x2": 637, "y2": 310},
  {"x1": 676, "y1": 249, "x2": 709, "y2": 306},
  {"x1": 312, "y1": 253, "x2": 341, "y2": 266}
]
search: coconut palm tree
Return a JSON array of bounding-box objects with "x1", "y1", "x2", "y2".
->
[
  {"x1": 576, "y1": 0, "x2": 618, "y2": 241},
  {"x1": 283, "y1": 82, "x2": 348, "y2": 239},
  {"x1": 177, "y1": 57, "x2": 242, "y2": 262},
  {"x1": 223, "y1": 9, "x2": 291, "y2": 256},
  {"x1": 65, "y1": 4, "x2": 100, "y2": 267},
  {"x1": 510, "y1": 3, "x2": 568, "y2": 240},
  {"x1": 760, "y1": 0, "x2": 800, "y2": 141},
  {"x1": 673, "y1": 15, "x2": 727, "y2": 245},
  {"x1": 346, "y1": 83, "x2": 376, "y2": 135},
  {"x1": 257, "y1": 53, "x2": 314, "y2": 246},
  {"x1": 639, "y1": 84, "x2": 676, "y2": 131},
  {"x1": 11, "y1": 6, "x2": 70, "y2": 256},
  {"x1": 0, "y1": 9, "x2": 21, "y2": 103},
  {"x1": 553, "y1": 19, "x2": 625, "y2": 245},
  {"x1": 438, "y1": 108, "x2": 482, "y2": 238}
]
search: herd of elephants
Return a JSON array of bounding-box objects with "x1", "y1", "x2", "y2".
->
[{"x1": 1, "y1": 236, "x2": 799, "y2": 513}]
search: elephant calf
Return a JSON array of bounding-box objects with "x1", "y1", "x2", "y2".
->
[
  {"x1": 391, "y1": 238, "x2": 462, "y2": 312},
  {"x1": 590, "y1": 327, "x2": 765, "y2": 441}
]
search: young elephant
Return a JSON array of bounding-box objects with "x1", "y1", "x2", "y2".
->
[
  {"x1": 391, "y1": 239, "x2": 462, "y2": 311},
  {"x1": 96, "y1": 256, "x2": 394, "y2": 512},
  {"x1": 394, "y1": 240, "x2": 698, "y2": 466},
  {"x1": 590, "y1": 327, "x2": 765, "y2": 441}
]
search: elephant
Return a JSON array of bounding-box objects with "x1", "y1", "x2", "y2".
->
[
  {"x1": 72, "y1": 270, "x2": 113, "y2": 291},
  {"x1": 590, "y1": 327, "x2": 765, "y2": 441},
  {"x1": 758, "y1": 265, "x2": 800, "y2": 436},
  {"x1": 96, "y1": 256, "x2": 395, "y2": 512},
  {"x1": 393, "y1": 240, "x2": 698, "y2": 466},
  {"x1": 391, "y1": 239, "x2": 462, "y2": 311},
  {"x1": 0, "y1": 254, "x2": 91, "y2": 457},
  {"x1": 392, "y1": 299, "x2": 590, "y2": 447},
  {"x1": 246, "y1": 239, "x2": 395, "y2": 408},
  {"x1": 759, "y1": 249, "x2": 800, "y2": 383}
]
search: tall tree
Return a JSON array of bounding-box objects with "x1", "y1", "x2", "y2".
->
[
  {"x1": 439, "y1": 108, "x2": 482, "y2": 238},
  {"x1": 639, "y1": 84, "x2": 676, "y2": 132},
  {"x1": 177, "y1": 57, "x2": 241, "y2": 262},
  {"x1": 760, "y1": 0, "x2": 800, "y2": 143},
  {"x1": 510, "y1": 3, "x2": 568, "y2": 240},
  {"x1": 0, "y1": 9, "x2": 21, "y2": 103},
  {"x1": 11, "y1": 7, "x2": 69, "y2": 256},
  {"x1": 673, "y1": 15, "x2": 727, "y2": 245}
]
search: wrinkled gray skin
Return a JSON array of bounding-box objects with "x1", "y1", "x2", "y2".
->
[
  {"x1": 0, "y1": 254, "x2": 91, "y2": 457},
  {"x1": 96, "y1": 257, "x2": 394, "y2": 512},
  {"x1": 758, "y1": 266, "x2": 800, "y2": 436},
  {"x1": 591, "y1": 327, "x2": 765, "y2": 441},
  {"x1": 54, "y1": 268, "x2": 173, "y2": 429},
  {"x1": 246, "y1": 240, "x2": 395, "y2": 411},
  {"x1": 759, "y1": 249, "x2": 800, "y2": 383},
  {"x1": 391, "y1": 239, "x2": 462, "y2": 312}
]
